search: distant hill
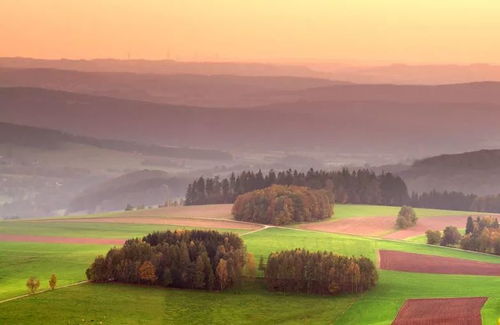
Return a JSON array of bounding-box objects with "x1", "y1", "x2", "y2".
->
[
  {"x1": 398, "y1": 150, "x2": 500, "y2": 195},
  {"x1": 2, "y1": 87, "x2": 500, "y2": 158},
  {"x1": 0, "y1": 122, "x2": 232, "y2": 161},
  {"x1": 0, "y1": 67, "x2": 346, "y2": 107},
  {"x1": 68, "y1": 170, "x2": 188, "y2": 213},
  {"x1": 0, "y1": 57, "x2": 332, "y2": 79}
]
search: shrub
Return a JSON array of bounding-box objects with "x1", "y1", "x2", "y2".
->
[
  {"x1": 232, "y1": 185, "x2": 332, "y2": 225},
  {"x1": 395, "y1": 206, "x2": 417, "y2": 229},
  {"x1": 265, "y1": 249, "x2": 377, "y2": 295},
  {"x1": 86, "y1": 230, "x2": 246, "y2": 291},
  {"x1": 49, "y1": 274, "x2": 57, "y2": 290},
  {"x1": 26, "y1": 277, "x2": 40, "y2": 294},
  {"x1": 425, "y1": 230, "x2": 441, "y2": 245},
  {"x1": 440, "y1": 226, "x2": 462, "y2": 246}
]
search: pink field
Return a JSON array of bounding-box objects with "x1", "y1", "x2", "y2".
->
[
  {"x1": 113, "y1": 204, "x2": 233, "y2": 219},
  {"x1": 299, "y1": 215, "x2": 470, "y2": 239},
  {"x1": 392, "y1": 297, "x2": 487, "y2": 325},
  {"x1": 52, "y1": 217, "x2": 261, "y2": 230},
  {"x1": 0, "y1": 234, "x2": 124, "y2": 245},
  {"x1": 380, "y1": 250, "x2": 500, "y2": 276}
]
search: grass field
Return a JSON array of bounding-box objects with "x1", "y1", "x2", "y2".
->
[
  {"x1": 0, "y1": 204, "x2": 498, "y2": 324},
  {"x1": 0, "y1": 242, "x2": 111, "y2": 300},
  {"x1": 0, "y1": 221, "x2": 248, "y2": 239},
  {"x1": 333, "y1": 204, "x2": 477, "y2": 220}
]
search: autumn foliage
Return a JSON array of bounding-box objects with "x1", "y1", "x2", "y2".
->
[
  {"x1": 232, "y1": 185, "x2": 332, "y2": 225},
  {"x1": 265, "y1": 249, "x2": 378, "y2": 295},
  {"x1": 86, "y1": 230, "x2": 246, "y2": 291}
]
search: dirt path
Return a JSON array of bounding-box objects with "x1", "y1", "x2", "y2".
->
[
  {"x1": 0, "y1": 281, "x2": 89, "y2": 305},
  {"x1": 0, "y1": 234, "x2": 125, "y2": 245}
]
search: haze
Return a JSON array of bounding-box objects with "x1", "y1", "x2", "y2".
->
[{"x1": 2, "y1": 0, "x2": 500, "y2": 64}]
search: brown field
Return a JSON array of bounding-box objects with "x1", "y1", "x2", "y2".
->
[
  {"x1": 52, "y1": 217, "x2": 262, "y2": 230},
  {"x1": 299, "y1": 216, "x2": 395, "y2": 237},
  {"x1": 380, "y1": 250, "x2": 500, "y2": 276},
  {"x1": 392, "y1": 297, "x2": 488, "y2": 325},
  {"x1": 299, "y1": 215, "x2": 470, "y2": 239},
  {"x1": 383, "y1": 215, "x2": 470, "y2": 240},
  {"x1": 0, "y1": 233, "x2": 124, "y2": 245},
  {"x1": 112, "y1": 204, "x2": 233, "y2": 219}
]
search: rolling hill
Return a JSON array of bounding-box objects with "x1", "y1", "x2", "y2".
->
[{"x1": 2, "y1": 87, "x2": 500, "y2": 158}]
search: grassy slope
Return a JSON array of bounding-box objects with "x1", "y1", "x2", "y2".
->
[
  {"x1": 0, "y1": 242, "x2": 111, "y2": 300},
  {"x1": 0, "y1": 206, "x2": 498, "y2": 324},
  {"x1": 0, "y1": 282, "x2": 358, "y2": 325},
  {"x1": 333, "y1": 204, "x2": 476, "y2": 220},
  {"x1": 0, "y1": 221, "x2": 248, "y2": 239}
]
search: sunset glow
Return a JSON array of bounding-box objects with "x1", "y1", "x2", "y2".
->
[{"x1": 2, "y1": 0, "x2": 500, "y2": 64}]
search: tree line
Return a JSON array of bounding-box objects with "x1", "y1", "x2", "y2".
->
[
  {"x1": 426, "y1": 216, "x2": 500, "y2": 255},
  {"x1": 264, "y1": 249, "x2": 378, "y2": 295},
  {"x1": 232, "y1": 185, "x2": 331, "y2": 225},
  {"x1": 185, "y1": 168, "x2": 409, "y2": 206},
  {"x1": 86, "y1": 230, "x2": 246, "y2": 291}
]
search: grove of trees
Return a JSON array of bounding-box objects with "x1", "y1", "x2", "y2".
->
[
  {"x1": 186, "y1": 169, "x2": 409, "y2": 206},
  {"x1": 264, "y1": 249, "x2": 378, "y2": 295},
  {"x1": 86, "y1": 230, "x2": 247, "y2": 291},
  {"x1": 426, "y1": 216, "x2": 499, "y2": 255},
  {"x1": 232, "y1": 185, "x2": 331, "y2": 225}
]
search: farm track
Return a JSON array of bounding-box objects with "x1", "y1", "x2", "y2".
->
[{"x1": 0, "y1": 281, "x2": 89, "y2": 305}]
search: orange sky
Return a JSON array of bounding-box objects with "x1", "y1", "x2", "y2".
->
[{"x1": 1, "y1": 0, "x2": 500, "y2": 64}]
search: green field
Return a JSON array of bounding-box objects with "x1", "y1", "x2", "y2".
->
[
  {"x1": 0, "y1": 242, "x2": 111, "y2": 300},
  {"x1": 333, "y1": 204, "x2": 476, "y2": 220},
  {"x1": 0, "y1": 221, "x2": 248, "y2": 239},
  {"x1": 0, "y1": 205, "x2": 498, "y2": 324}
]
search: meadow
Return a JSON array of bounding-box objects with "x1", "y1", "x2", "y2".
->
[{"x1": 0, "y1": 204, "x2": 498, "y2": 324}]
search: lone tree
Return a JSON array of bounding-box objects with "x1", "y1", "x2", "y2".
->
[
  {"x1": 425, "y1": 230, "x2": 441, "y2": 245},
  {"x1": 441, "y1": 226, "x2": 462, "y2": 246},
  {"x1": 26, "y1": 277, "x2": 40, "y2": 294},
  {"x1": 49, "y1": 274, "x2": 57, "y2": 290},
  {"x1": 395, "y1": 206, "x2": 417, "y2": 229}
]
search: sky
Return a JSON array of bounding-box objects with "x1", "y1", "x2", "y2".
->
[{"x1": 1, "y1": 0, "x2": 500, "y2": 64}]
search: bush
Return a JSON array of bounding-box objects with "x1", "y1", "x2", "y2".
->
[
  {"x1": 232, "y1": 185, "x2": 332, "y2": 225},
  {"x1": 425, "y1": 230, "x2": 441, "y2": 245},
  {"x1": 440, "y1": 226, "x2": 462, "y2": 246},
  {"x1": 395, "y1": 206, "x2": 417, "y2": 229},
  {"x1": 26, "y1": 277, "x2": 40, "y2": 294},
  {"x1": 265, "y1": 249, "x2": 377, "y2": 295},
  {"x1": 86, "y1": 230, "x2": 246, "y2": 291}
]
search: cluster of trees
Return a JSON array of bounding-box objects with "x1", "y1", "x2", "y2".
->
[
  {"x1": 411, "y1": 191, "x2": 500, "y2": 213},
  {"x1": 86, "y1": 230, "x2": 247, "y2": 291},
  {"x1": 264, "y1": 249, "x2": 378, "y2": 295},
  {"x1": 26, "y1": 274, "x2": 57, "y2": 294},
  {"x1": 232, "y1": 185, "x2": 331, "y2": 225},
  {"x1": 395, "y1": 206, "x2": 418, "y2": 229},
  {"x1": 185, "y1": 169, "x2": 409, "y2": 206},
  {"x1": 426, "y1": 216, "x2": 499, "y2": 255},
  {"x1": 461, "y1": 216, "x2": 500, "y2": 254}
]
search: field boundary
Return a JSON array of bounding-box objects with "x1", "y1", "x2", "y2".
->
[{"x1": 0, "y1": 281, "x2": 89, "y2": 305}]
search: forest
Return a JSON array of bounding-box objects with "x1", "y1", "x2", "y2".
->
[
  {"x1": 232, "y1": 185, "x2": 331, "y2": 225},
  {"x1": 185, "y1": 169, "x2": 500, "y2": 213},
  {"x1": 185, "y1": 169, "x2": 409, "y2": 206},
  {"x1": 86, "y1": 230, "x2": 246, "y2": 291},
  {"x1": 265, "y1": 249, "x2": 378, "y2": 295}
]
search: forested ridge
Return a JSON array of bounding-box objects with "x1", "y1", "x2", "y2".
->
[
  {"x1": 186, "y1": 168, "x2": 500, "y2": 213},
  {"x1": 185, "y1": 169, "x2": 409, "y2": 206}
]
